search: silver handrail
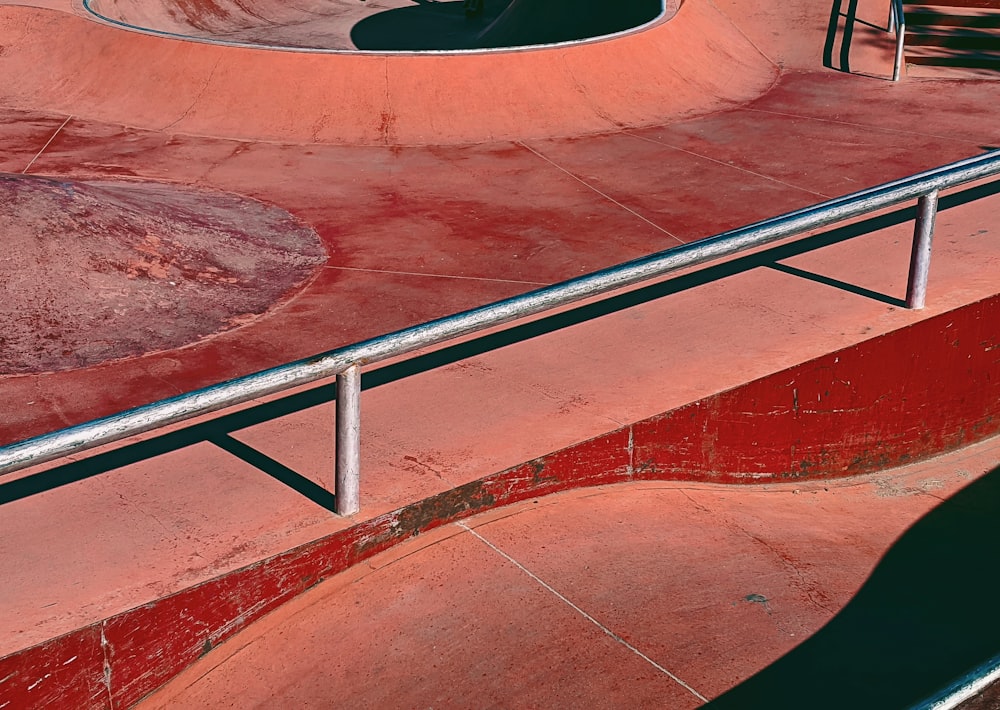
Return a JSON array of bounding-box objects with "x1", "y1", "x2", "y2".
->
[
  {"x1": 910, "y1": 652, "x2": 1000, "y2": 709},
  {"x1": 2, "y1": 150, "x2": 999, "y2": 514},
  {"x1": 891, "y1": 0, "x2": 907, "y2": 81}
]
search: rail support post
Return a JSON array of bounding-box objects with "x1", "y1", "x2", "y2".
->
[
  {"x1": 335, "y1": 364, "x2": 361, "y2": 516},
  {"x1": 905, "y1": 190, "x2": 938, "y2": 309}
]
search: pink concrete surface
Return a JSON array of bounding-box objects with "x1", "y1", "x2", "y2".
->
[
  {"x1": 0, "y1": 0, "x2": 776, "y2": 145},
  {"x1": 84, "y1": 0, "x2": 426, "y2": 49},
  {"x1": 1, "y1": 0, "x2": 1000, "y2": 706},
  {"x1": 1, "y1": 175, "x2": 325, "y2": 373},
  {"x1": 4, "y1": 289, "x2": 998, "y2": 707},
  {"x1": 136, "y1": 436, "x2": 1000, "y2": 708},
  {"x1": 85, "y1": 0, "x2": 668, "y2": 51}
]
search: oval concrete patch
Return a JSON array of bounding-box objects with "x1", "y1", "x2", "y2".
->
[{"x1": 1, "y1": 174, "x2": 326, "y2": 374}]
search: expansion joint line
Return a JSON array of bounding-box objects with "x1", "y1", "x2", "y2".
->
[
  {"x1": 22, "y1": 115, "x2": 73, "y2": 174},
  {"x1": 457, "y1": 521, "x2": 708, "y2": 703},
  {"x1": 515, "y1": 141, "x2": 686, "y2": 246},
  {"x1": 624, "y1": 132, "x2": 830, "y2": 200}
]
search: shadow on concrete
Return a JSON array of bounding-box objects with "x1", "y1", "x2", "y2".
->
[
  {"x1": 824, "y1": 0, "x2": 893, "y2": 75},
  {"x1": 351, "y1": 0, "x2": 660, "y2": 51},
  {"x1": 350, "y1": 0, "x2": 510, "y2": 51},
  {"x1": 765, "y1": 262, "x2": 907, "y2": 307},
  {"x1": 705, "y1": 463, "x2": 1000, "y2": 709},
  {"x1": 2, "y1": 176, "x2": 998, "y2": 509}
]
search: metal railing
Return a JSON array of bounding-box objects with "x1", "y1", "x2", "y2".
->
[
  {"x1": 911, "y1": 652, "x2": 1000, "y2": 709},
  {"x1": 890, "y1": 0, "x2": 907, "y2": 81},
  {"x1": 1, "y1": 151, "x2": 999, "y2": 514}
]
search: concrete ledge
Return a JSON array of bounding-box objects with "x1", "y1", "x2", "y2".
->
[{"x1": 2, "y1": 293, "x2": 997, "y2": 708}]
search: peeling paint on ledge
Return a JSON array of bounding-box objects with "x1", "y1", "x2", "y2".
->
[{"x1": 1, "y1": 294, "x2": 998, "y2": 709}]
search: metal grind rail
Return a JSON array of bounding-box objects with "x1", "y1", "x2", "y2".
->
[
  {"x1": 1, "y1": 150, "x2": 999, "y2": 515},
  {"x1": 891, "y1": 0, "x2": 906, "y2": 81}
]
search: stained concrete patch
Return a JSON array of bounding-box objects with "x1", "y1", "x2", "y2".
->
[{"x1": 0, "y1": 173, "x2": 326, "y2": 373}]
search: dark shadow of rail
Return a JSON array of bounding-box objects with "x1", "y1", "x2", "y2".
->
[
  {"x1": 705, "y1": 464, "x2": 1000, "y2": 709},
  {"x1": 2, "y1": 177, "x2": 998, "y2": 509},
  {"x1": 824, "y1": 0, "x2": 895, "y2": 75}
]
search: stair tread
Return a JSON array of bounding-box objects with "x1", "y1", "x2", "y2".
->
[
  {"x1": 907, "y1": 25, "x2": 1000, "y2": 35},
  {"x1": 905, "y1": 27, "x2": 1000, "y2": 47},
  {"x1": 905, "y1": 45, "x2": 1000, "y2": 67},
  {"x1": 903, "y1": 0, "x2": 1000, "y2": 10},
  {"x1": 906, "y1": 9, "x2": 1000, "y2": 27},
  {"x1": 903, "y1": 0, "x2": 1000, "y2": 8}
]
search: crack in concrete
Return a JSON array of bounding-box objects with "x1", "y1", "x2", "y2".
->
[
  {"x1": 161, "y1": 57, "x2": 223, "y2": 133},
  {"x1": 681, "y1": 490, "x2": 836, "y2": 621},
  {"x1": 742, "y1": 527, "x2": 836, "y2": 618},
  {"x1": 400, "y1": 455, "x2": 452, "y2": 485}
]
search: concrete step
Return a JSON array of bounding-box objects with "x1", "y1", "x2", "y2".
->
[
  {"x1": 904, "y1": 0, "x2": 1000, "y2": 9},
  {"x1": 906, "y1": 9, "x2": 1000, "y2": 28},
  {"x1": 906, "y1": 28, "x2": 1000, "y2": 49},
  {"x1": 905, "y1": 45, "x2": 1000, "y2": 69}
]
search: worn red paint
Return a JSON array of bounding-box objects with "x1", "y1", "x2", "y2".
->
[
  {"x1": 6, "y1": 295, "x2": 999, "y2": 708},
  {"x1": 0, "y1": 626, "x2": 107, "y2": 710},
  {"x1": 632, "y1": 294, "x2": 1000, "y2": 483}
]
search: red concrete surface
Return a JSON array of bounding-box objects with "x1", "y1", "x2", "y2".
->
[
  {"x1": 0, "y1": 0, "x2": 777, "y2": 145},
  {"x1": 136, "y1": 436, "x2": 1000, "y2": 708},
  {"x1": 1, "y1": 0, "x2": 1000, "y2": 707},
  {"x1": 1, "y1": 175, "x2": 324, "y2": 372},
  {"x1": 85, "y1": 0, "x2": 668, "y2": 51},
  {"x1": 2, "y1": 292, "x2": 998, "y2": 708}
]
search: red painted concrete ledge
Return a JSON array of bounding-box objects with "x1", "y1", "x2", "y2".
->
[{"x1": 1, "y1": 292, "x2": 997, "y2": 708}]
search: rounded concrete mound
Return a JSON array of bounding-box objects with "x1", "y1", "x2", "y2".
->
[{"x1": 0, "y1": 174, "x2": 326, "y2": 374}]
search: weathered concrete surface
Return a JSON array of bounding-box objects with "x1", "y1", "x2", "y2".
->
[
  {"x1": 135, "y1": 438, "x2": 1000, "y2": 708},
  {"x1": 0, "y1": 174, "x2": 325, "y2": 373},
  {"x1": 0, "y1": 0, "x2": 776, "y2": 145},
  {"x1": 85, "y1": 0, "x2": 666, "y2": 51},
  {"x1": 0, "y1": 0, "x2": 998, "y2": 706}
]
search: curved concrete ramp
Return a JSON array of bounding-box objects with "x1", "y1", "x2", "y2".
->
[
  {"x1": 0, "y1": 1, "x2": 777, "y2": 145},
  {"x1": 87, "y1": 0, "x2": 664, "y2": 51},
  {"x1": 85, "y1": 0, "x2": 430, "y2": 50}
]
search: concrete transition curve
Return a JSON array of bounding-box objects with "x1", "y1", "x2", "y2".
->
[
  {"x1": 0, "y1": 0, "x2": 779, "y2": 145},
  {"x1": 85, "y1": 0, "x2": 665, "y2": 51}
]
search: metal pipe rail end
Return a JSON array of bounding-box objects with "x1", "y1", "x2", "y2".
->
[
  {"x1": 906, "y1": 190, "x2": 939, "y2": 309},
  {"x1": 891, "y1": 0, "x2": 906, "y2": 81}
]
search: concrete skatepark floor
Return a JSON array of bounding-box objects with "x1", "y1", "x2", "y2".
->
[{"x1": 1, "y1": 0, "x2": 999, "y2": 707}]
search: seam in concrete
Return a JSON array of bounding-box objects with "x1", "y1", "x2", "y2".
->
[
  {"x1": 458, "y1": 521, "x2": 709, "y2": 703},
  {"x1": 744, "y1": 106, "x2": 992, "y2": 147},
  {"x1": 21, "y1": 114, "x2": 72, "y2": 174},
  {"x1": 624, "y1": 131, "x2": 832, "y2": 200},
  {"x1": 515, "y1": 140, "x2": 686, "y2": 246},
  {"x1": 324, "y1": 264, "x2": 548, "y2": 286},
  {"x1": 627, "y1": 425, "x2": 635, "y2": 479}
]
